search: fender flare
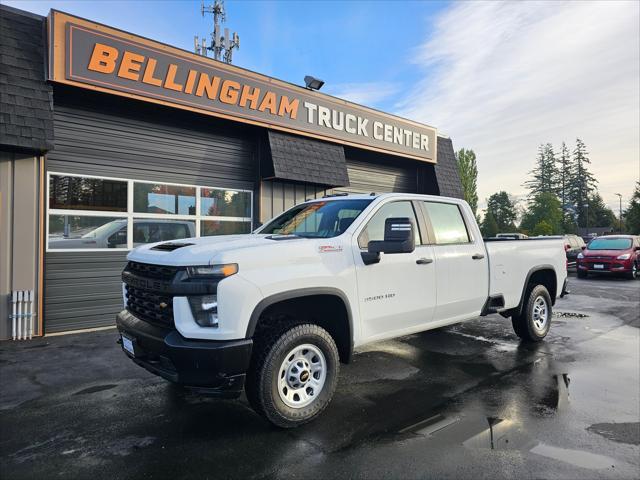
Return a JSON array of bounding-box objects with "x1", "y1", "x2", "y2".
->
[
  {"x1": 245, "y1": 287, "x2": 354, "y2": 351},
  {"x1": 514, "y1": 264, "x2": 557, "y2": 317}
]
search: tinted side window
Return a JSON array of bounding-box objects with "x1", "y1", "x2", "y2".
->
[
  {"x1": 423, "y1": 202, "x2": 470, "y2": 245},
  {"x1": 358, "y1": 201, "x2": 421, "y2": 249}
]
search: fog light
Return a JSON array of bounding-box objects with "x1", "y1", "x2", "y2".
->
[{"x1": 188, "y1": 295, "x2": 219, "y2": 327}]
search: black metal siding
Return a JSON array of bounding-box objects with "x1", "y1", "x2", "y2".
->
[{"x1": 44, "y1": 90, "x2": 257, "y2": 333}]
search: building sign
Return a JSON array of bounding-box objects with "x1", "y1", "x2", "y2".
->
[{"x1": 48, "y1": 11, "x2": 437, "y2": 163}]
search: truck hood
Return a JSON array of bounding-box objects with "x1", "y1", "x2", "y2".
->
[{"x1": 127, "y1": 234, "x2": 314, "y2": 266}]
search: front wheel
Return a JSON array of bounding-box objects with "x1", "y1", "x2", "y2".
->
[
  {"x1": 512, "y1": 284, "x2": 552, "y2": 342},
  {"x1": 245, "y1": 323, "x2": 339, "y2": 428},
  {"x1": 626, "y1": 263, "x2": 638, "y2": 280},
  {"x1": 577, "y1": 270, "x2": 588, "y2": 279}
]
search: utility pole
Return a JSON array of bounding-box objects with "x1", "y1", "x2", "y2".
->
[
  {"x1": 194, "y1": 0, "x2": 240, "y2": 64},
  {"x1": 615, "y1": 193, "x2": 622, "y2": 232}
]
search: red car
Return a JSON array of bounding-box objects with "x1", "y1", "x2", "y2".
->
[{"x1": 577, "y1": 235, "x2": 640, "y2": 279}]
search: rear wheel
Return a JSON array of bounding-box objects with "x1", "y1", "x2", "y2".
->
[
  {"x1": 512, "y1": 284, "x2": 552, "y2": 342},
  {"x1": 245, "y1": 323, "x2": 339, "y2": 428}
]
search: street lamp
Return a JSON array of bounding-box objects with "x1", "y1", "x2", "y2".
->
[
  {"x1": 615, "y1": 193, "x2": 622, "y2": 232},
  {"x1": 583, "y1": 202, "x2": 589, "y2": 236}
]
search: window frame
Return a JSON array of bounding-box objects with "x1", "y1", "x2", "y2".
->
[
  {"x1": 46, "y1": 171, "x2": 253, "y2": 252},
  {"x1": 356, "y1": 199, "x2": 426, "y2": 250},
  {"x1": 418, "y1": 200, "x2": 474, "y2": 246}
]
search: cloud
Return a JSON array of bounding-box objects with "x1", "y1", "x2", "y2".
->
[
  {"x1": 398, "y1": 1, "x2": 639, "y2": 210},
  {"x1": 325, "y1": 82, "x2": 400, "y2": 108}
]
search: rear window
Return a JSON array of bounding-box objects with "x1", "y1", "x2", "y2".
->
[
  {"x1": 588, "y1": 238, "x2": 632, "y2": 250},
  {"x1": 423, "y1": 202, "x2": 470, "y2": 244}
]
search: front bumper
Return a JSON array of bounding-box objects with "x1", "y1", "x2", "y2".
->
[
  {"x1": 116, "y1": 310, "x2": 252, "y2": 398},
  {"x1": 577, "y1": 261, "x2": 631, "y2": 273}
]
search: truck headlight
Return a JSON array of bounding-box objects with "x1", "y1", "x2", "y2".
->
[
  {"x1": 188, "y1": 295, "x2": 219, "y2": 327},
  {"x1": 577, "y1": 253, "x2": 584, "y2": 259},
  {"x1": 186, "y1": 264, "x2": 238, "y2": 278},
  {"x1": 616, "y1": 253, "x2": 631, "y2": 260}
]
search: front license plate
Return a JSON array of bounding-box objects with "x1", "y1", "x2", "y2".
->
[
  {"x1": 593, "y1": 264, "x2": 604, "y2": 269},
  {"x1": 121, "y1": 334, "x2": 135, "y2": 356}
]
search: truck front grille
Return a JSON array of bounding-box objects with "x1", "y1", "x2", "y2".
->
[
  {"x1": 125, "y1": 285, "x2": 174, "y2": 327},
  {"x1": 126, "y1": 261, "x2": 178, "y2": 280}
]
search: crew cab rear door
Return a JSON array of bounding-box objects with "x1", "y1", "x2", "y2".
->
[
  {"x1": 420, "y1": 200, "x2": 489, "y2": 323},
  {"x1": 353, "y1": 200, "x2": 437, "y2": 342}
]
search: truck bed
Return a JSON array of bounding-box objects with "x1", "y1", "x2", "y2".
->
[{"x1": 485, "y1": 237, "x2": 566, "y2": 309}]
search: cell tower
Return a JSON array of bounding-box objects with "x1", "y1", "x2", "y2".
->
[{"x1": 194, "y1": 0, "x2": 240, "y2": 64}]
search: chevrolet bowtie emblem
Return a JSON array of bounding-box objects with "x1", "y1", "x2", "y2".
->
[{"x1": 159, "y1": 302, "x2": 168, "y2": 309}]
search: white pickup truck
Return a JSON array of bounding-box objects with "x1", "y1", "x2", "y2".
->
[{"x1": 116, "y1": 193, "x2": 568, "y2": 427}]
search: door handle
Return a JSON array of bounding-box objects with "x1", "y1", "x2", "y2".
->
[
  {"x1": 472, "y1": 253, "x2": 485, "y2": 260},
  {"x1": 416, "y1": 258, "x2": 434, "y2": 265}
]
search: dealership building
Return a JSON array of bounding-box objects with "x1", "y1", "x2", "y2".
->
[{"x1": 0, "y1": 5, "x2": 463, "y2": 339}]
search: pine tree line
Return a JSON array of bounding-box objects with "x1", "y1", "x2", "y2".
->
[{"x1": 476, "y1": 138, "x2": 619, "y2": 237}]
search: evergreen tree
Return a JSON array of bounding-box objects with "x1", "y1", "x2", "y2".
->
[
  {"x1": 524, "y1": 143, "x2": 559, "y2": 198},
  {"x1": 456, "y1": 148, "x2": 479, "y2": 217},
  {"x1": 568, "y1": 138, "x2": 597, "y2": 227},
  {"x1": 520, "y1": 192, "x2": 563, "y2": 234},
  {"x1": 486, "y1": 191, "x2": 518, "y2": 231},
  {"x1": 557, "y1": 142, "x2": 575, "y2": 231},
  {"x1": 587, "y1": 193, "x2": 617, "y2": 229},
  {"x1": 481, "y1": 210, "x2": 499, "y2": 237},
  {"x1": 624, "y1": 182, "x2": 640, "y2": 234}
]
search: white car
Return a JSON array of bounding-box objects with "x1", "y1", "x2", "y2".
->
[
  {"x1": 116, "y1": 193, "x2": 568, "y2": 427},
  {"x1": 48, "y1": 219, "x2": 195, "y2": 249}
]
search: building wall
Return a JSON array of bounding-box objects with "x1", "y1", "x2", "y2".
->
[
  {"x1": 43, "y1": 89, "x2": 259, "y2": 333},
  {"x1": 0, "y1": 151, "x2": 42, "y2": 340}
]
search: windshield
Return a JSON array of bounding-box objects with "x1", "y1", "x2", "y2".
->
[
  {"x1": 587, "y1": 238, "x2": 632, "y2": 250},
  {"x1": 259, "y1": 199, "x2": 373, "y2": 238}
]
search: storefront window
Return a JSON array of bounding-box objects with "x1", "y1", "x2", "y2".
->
[
  {"x1": 132, "y1": 219, "x2": 195, "y2": 246},
  {"x1": 48, "y1": 215, "x2": 128, "y2": 249},
  {"x1": 47, "y1": 172, "x2": 252, "y2": 251},
  {"x1": 201, "y1": 220, "x2": 252, "y2": 236},
  {"x1": 49, "y1": 175, "x2": 127, "y2": 212},
  {"x1": 134, "y1": 183, "x2": 196, "y2": 215},
  {"x1": 200, "y1": 188, "x2": 251, "y2": 218}
]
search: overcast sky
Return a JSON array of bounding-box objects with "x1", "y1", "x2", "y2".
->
[{"x1": 8, "y1": 0, "x2": 639, "y2": 211}]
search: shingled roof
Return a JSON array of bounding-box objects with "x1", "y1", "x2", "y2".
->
[
  {"x1": 0, "y1": 5, "x2": 54, "y2": 152},
  {"x1": 434, "y1": 136, "x2": 464, "y2": 199},
  {"x1": 267, "y1": 130, "x2": 350, "y2": 187}
]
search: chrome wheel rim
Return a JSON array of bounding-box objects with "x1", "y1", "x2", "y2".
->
[
  {"x1": 633, "y1": 264, "x2": 637, "y2": 279},
  {"x1": 277, "y1": 344, "x2": 326, "y2": 409},
  {"x1": 532, "y1": 296, "x2": 549, "y2": 332}
]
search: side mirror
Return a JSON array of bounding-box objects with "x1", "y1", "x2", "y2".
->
[
  {"x1": 581, "y1": 245, "x2": 587, "y2": 250},
  {"x1": 362, "y1": 217, "x2": 415, "y2": 265},
  {"x1": 634, "y1": 246, "x2": 640, "y2": 251}
]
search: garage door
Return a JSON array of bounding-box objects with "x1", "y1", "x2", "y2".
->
[
  {"x1": 44, "y1": 93, "x2": 257, "y2": 334},
  {"x1": 337, "y1": 159, "x2": 418, "y2": 194}
]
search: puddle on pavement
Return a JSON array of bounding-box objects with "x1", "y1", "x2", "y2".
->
[
  {"x1": 554, "y1": 311, "x2": 590, "y2": 318},
  {"x1": 396, "y1": 372, "x2": 628, "y2": 471}
]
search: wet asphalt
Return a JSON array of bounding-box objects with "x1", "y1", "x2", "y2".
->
[{"x1": 1, "y1": 274, "x2": 639, "y2": 480}]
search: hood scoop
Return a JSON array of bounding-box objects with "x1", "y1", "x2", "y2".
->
[{"x1": 151, "y1": 242, "x2": 195, "y2": 251}]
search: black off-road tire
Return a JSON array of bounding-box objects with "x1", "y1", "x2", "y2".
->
[
  {"x1": 512, "y1": 284, "x2": 552, "y2": 342},
  {"x1": 245, "y1": 323, "x2": 339, "y2": 428}
]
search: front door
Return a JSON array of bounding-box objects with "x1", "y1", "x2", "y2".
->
[{"x1": 353, "y1": 200, "x2": 437, "y2": 342}]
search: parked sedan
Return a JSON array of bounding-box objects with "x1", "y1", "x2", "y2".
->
[
  {"x1": 577, "y1": 235, "x2": 640, "y2": 279},
  {"x1": 564, "y1": 234, "x2": 586, "y2": 269}
]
